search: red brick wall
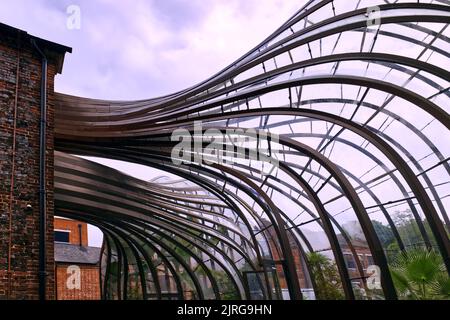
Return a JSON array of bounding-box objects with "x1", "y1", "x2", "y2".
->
[
  {"x1": 54, "y1": 218, "x2": 88, "y2": 246},
  {"x1": 0, "y1": 27, "x2": 63, "y2": 299},
  {"x1": 343, "y1": 245, "x2": 374, "y2": 281},
  {"x1": 263, "y1": 227, "x2": 310, "y2": 292},
  {"x1": 55, "y1": 263, "x2": 101, "y2": 300}
]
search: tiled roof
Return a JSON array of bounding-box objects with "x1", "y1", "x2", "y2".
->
[{"x1": 55, "y1": 243, "x2": 101, "y2": 265}]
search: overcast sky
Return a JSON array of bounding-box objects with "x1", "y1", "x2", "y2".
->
[
  {"x1": 1, "y1": 1, "x2": 448, "y2": 255},
  {"x1": 0, "y1": 0, "x2": 304, "y2": 99},
  {"x1": 0, "y1": 0, "x2": 307, "y2": 246}
]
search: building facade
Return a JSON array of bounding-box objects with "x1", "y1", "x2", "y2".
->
[
  {"x1": 0, "y1": 23, "x2": 70, "y2": 300},
  {"x1": 54, "y1": 217, "x2": 101, "y2": 300}
]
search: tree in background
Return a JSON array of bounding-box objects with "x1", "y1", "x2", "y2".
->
[
  {"x1": 306, "y1": 252, "x2": 344, "y2": 300},
  {"x1": 392, "y1": 210, "x2": 429, "y2": 248},
  {"x1": 209, "y1": 270, "x2": 240, "y2": 300},
  {"x1": 372, "y1": 220, "x2": 395, "y2": 247}
]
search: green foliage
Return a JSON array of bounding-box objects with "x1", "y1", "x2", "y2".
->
[
  {"x1": 372, "y1": 220, "x2": 395, "y2": 247},
  {"x1": 374, "y1": 211, "x2": 450, "y2": 252},
  {"x1": 389, "y1": 248, "x2": 450, "y2": 300},
  {"x1": 306, "y1": 252, "x2": 345, "y2": 300},
  {"x1": 209, "y1": 270, "x2": 240, "y2": 300},
  {"x1": 127, "y1": 278, "x2": 142, "y2": 300},
  {"x1": 391, "y1": 210, "x2": 443, "y2": 248},
  {"x1": 386, "y1": 241, "x2": 401, "y2": 263}
]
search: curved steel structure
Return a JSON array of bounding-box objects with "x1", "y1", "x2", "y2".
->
[{"x1": 54, "y1": 0, "x2": 450, "y2": 300}]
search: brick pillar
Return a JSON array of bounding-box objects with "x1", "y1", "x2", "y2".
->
[{"x1": 0, "y1": 24, "x2": 70, "y2": 300}]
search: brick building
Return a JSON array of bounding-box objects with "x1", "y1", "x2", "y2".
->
[
  {"x1": 0, "y1": 23, "x2": 71, "y2": 300},
  {"x1": 338, "y1": 237, "x2": 374, "y2": 287},
  {"x1": 54, "y1": 217, "x2": 88, "y2": 246},
  {"x1": 258, "y1": 220, "x2": 313, "y2": 299},
  {"x1": 54, "y1": 217, "x2": 101, "y2": 300},
  {"x1": 262, "y1": 219, "x2": 374, "y2": 299}
]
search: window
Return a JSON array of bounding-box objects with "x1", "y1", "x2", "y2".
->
[
  {"x1": 366, "y1": 254, "x2": 374, "y2": 267},
  {"x1": 344, "y1": 253, "x2": 356, "y2": 269},
  {"x1": 54, "y1": 230, "x2": 70, "y2": 243}
]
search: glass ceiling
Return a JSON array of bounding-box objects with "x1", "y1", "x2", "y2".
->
[{"x1": 53, "y1": 0, "x2": 450, "y2": 300}]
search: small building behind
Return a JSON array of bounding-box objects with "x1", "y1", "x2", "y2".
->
[{"x1": 54, "y1": 217, "x2": 101, "y2": 300}]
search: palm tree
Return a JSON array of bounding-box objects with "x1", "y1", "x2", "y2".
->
[
  {"x1": 307, "y1": 252, "x2": 345, "y2": 300},
  {"x1": 390, "y1": 248, "x2": 450, "y2": 300}
]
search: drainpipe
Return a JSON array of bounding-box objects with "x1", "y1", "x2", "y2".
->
[{"x1": 31, "y1": 39, "x2": 47, "y2": 301}]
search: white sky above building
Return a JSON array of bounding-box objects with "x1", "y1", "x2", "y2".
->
[{"x1": 0, "y1": 0, "x2": 308, "y2": 247}]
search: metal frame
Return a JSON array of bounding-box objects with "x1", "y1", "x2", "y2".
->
[{"x1": 52, "y1": 0, "x2": 450, "y2": 300}]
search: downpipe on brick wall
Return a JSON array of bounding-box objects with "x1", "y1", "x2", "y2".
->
[{"x1": 31, "y1": 39, "x2": 47, "y2": 301}]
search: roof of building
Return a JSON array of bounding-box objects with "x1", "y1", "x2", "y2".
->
[
  {"x1": 337, "y1": 234, "x2": 370, "y2": 249},
  {"x1": 55, "y1": 243, "x2": 101, "y2": 265},
  {"x1": 0, "y1": 22, "x2": 72, "y2": 73}
]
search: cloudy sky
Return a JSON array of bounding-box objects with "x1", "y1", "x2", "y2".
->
[
  {"x1": 0, "y1": 0, "x2": 305, "y2": 99},
  {"x1": 1, "y1": 1, "x2": 448, "y2": 252},
  {"x1": 0, "y1": 0, "x2": 307, "y2": 246}
]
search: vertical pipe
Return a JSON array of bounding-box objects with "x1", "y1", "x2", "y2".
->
[{"x1": 31, "y1": 39, "x2": 47, "y2": 301}]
